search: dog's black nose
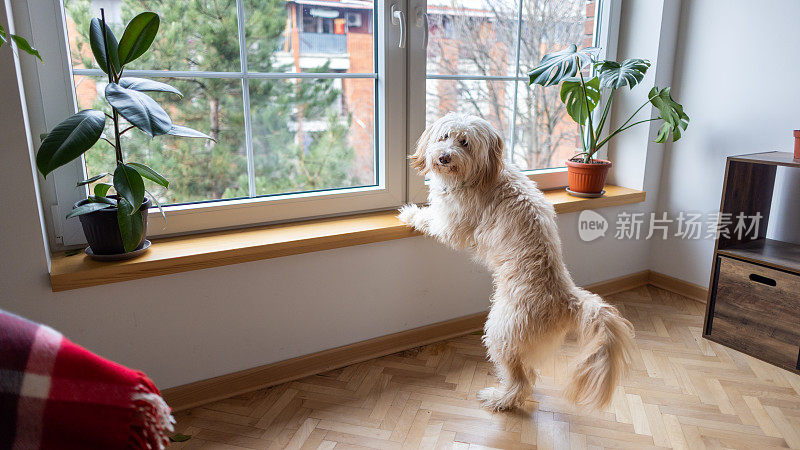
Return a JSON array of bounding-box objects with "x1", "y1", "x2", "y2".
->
[{"x1": 438, "y1": 154, "x2": 451, "y2": 165}]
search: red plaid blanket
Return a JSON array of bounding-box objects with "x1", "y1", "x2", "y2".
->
[{"x1": 0, "y1": 310, "x2": 174, "y2": 449}]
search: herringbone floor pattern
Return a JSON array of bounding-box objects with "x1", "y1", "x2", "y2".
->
[{"x1": 171, "y1": 286, "x2": 800, "y2": 449}]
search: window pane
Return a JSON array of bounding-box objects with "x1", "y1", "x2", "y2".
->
[
  {"x1": 74, "y1": 76, "x2": 248, "y2": 204},
  {"x1": 64, "y1": 0, "x2": 240, "y2": 72},
  {"x1": 517, "y1": 0, "x2": 591, "y2": 77},
  {"x1": 512, "y1": 81, "x2": 577, "y2": 170},
  {"x1": 426, "y1": 0, "x2": 518, "y2": 77},
  {"x1": 248, "y1": 78, "x2": 375, "y2": 196},
  {"x1": 246, "y1": 1, "x2": 374, "y2": 73},
  {"x1": 426, "y1": 78, "x2": 513, "y2": 144}
]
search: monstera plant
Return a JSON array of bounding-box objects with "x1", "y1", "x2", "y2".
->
[
  {"x1": 36, "y1": 10, "x2": 212, "y2": 257},
  {"x1": 529, "y1": 44, "x2": 689, "y2": 195}
]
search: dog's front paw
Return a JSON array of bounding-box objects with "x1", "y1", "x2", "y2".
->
[{"x1": 397, "y1": 204, "x2": 421, "y2": 227}]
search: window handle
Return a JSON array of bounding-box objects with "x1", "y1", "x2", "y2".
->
[
  {"x1": 391, "y1": 4, "x2": 406, "y2": 48},
  {"x1": 415, "y1": 8, "x2": 428, "y2": 49}
]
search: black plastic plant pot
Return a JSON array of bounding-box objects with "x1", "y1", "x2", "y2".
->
[{"x1": 74, "y1": 196, "x2": 151, "y2": 255}]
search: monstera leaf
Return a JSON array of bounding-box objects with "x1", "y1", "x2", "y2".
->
[
  {"x1": 560, "y1": 76, "x2": 601, "y2": 124},
  {"x1": 649, "y1": 87, "x2": 689, "y2": 143},
  {"x1": 528, "y1": 44, "x2": 600, "y2": 87},
  {"x1": 596, "y1": 58, "x2": 650, "y2": 89}
]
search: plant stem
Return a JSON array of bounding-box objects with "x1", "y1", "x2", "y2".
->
[
  {"x1": 578, "y1": 69, "x2": 595, "y2": 161},
  {"x1": 595, "y1": 118, "x2": 658, "y2": 149},
  {"x1": 100, "y1": 9, "x2": 123, "y2": 165},
  {"x1": 593, "y1": 92, "x2": 660, "y2": 151}
]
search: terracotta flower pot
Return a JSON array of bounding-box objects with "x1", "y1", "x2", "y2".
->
[{"x1": 566, "y1": 158, "x2": 612, "y2": 194}]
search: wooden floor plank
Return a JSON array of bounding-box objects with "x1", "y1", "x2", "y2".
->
[{"x1": 173, "y1": 286, "x2": 800, "y2": 449}]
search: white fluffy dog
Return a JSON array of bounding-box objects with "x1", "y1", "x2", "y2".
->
[{"x1": 398, "y1": 113, "x2": 635, "y2": 411}]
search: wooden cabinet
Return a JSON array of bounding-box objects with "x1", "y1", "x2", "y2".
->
[{"x1": 704, "y1": 152, "x2": 800, "y2": 374}]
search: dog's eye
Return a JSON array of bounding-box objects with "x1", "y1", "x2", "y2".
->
[
  {"x1": 460, "y1": 139, "x2": 468, "y2": 147},
  {"x1": 442, "y1": 133, "x2": 449, "y2": 141}
]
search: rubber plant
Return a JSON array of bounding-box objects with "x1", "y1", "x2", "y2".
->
[
  {"x1": 529, "y1": 44, "x2": 689, "y2": 193},
  {"x1": 35, "y1": 9, "x2": 212, "y2": 253}
]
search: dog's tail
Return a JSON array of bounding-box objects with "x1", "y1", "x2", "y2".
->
[{"x1": 563, "y1": 289, "x2": 635, "y2": 409}]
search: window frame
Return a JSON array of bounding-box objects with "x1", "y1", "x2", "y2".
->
[
  {"x1": 406, "y1": 0, "x2": 621, "y2": 203},
  {"x1": 19, "y1": 0, "x2": 406, "y2": 248},
  {"x1": 16, "y1": 0, "x2": 619, "y2": 250}
]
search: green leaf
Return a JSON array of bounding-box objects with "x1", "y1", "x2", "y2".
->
[
  {"x1": 560, "y1": 76, "x2": 601, "y2": 124},
  {"x1": 94, "y1": 182, "x2": 113, "y2": 197},
  {"x1": 77, "y1": 172, "x2": 110, "y2": 186},
  {"x1": 88, "y1": 195, "x2": 117, "y2": 206},
  {"x1": 528, "y1": 44, "x2": 599, "y2": 87},
  {"x1": 89, "y1": 18, "x2": 120, "y2": 74},
  {"x1": 114, "y1": 164, "x2": 145, "y2": 215},
  {"x1": 117, "y1": 12, "x2": 160, "y2": 65},
  {"x1": 596, "y1": 59, "x2": 650, "y2": 90},
  {"x1": 127, "y1": 162, "x2": 169, "y2": 188},
  {"x1": 36, "y1": 110, "x2": 106, "y2": 177},
  {"x1": 649, "y1": 86, "x2": 690, "y2": 143},
  {"x1": 66, "y1": 202, "x2": 112, "y2": 219},
  {"x1": 116, "y1": 196, "x2": 144, "y2": 253},
  {"x1": 105, "y1": 83, "x2": 172, "y2": 137},
  {"x1": 146, "y1": 189, "x2": 166, "y2": 223},
  {"x1": 169, "y1": 434, "x2": 191, "y2": 443},
  {"x1": 0, "y1": 23, "x2": 6, "y2": 46},
  {"x1": 119, "y1": 77, "x2": 182, "y2": 97},
  {"x1": 10, "y1": 34, "x2": 42, "y2": 62},
  {"x1": 167, "y1": 124, "x2": 213, "y2": 140}
]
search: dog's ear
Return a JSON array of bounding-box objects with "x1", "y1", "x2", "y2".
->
[
  {"x1": 478, "y1": 125, "x2": 505, "y2": 189},
  {"x1": 409, "y1": 125, "x2": 432, "y2": 174}
]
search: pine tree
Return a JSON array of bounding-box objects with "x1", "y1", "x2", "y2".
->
[{"x1": 65, "y1": 0, "x2": 358, "y2": 204}]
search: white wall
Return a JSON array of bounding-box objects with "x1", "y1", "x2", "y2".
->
[
  {"x1": 651, "y1": 0, "x2": 800, "y2": 286},
  {"x1": 0, "y1": 1, "x2": 667, "y2": 390}
]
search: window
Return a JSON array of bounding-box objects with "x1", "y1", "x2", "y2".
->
[{"x1": 17, "y1": 0, "x2": 615, "y2": 247}]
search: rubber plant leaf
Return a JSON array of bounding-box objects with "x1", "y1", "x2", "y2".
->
[
  {"x1": 113, "y1": 164, "x2": 145, "y2": 215},
  {"x1": 127, "y1": 162, "x2": 169, "y2": 188},
  {"x1": 560, "y1": 76, "x2": 601, "y2": 125},
  {"x1": 116, "y1": 196, "x2": 144, "y2": 253},
  {"x1": 77, "y1": 172, "x2": 109, "y2": 186},
  {"x1": 94, "y1": 182, "x2": 113, "y2": 197},
  {"x1": 595, "y1": 58, "x2": 650, "y2": 90},
  {"x1": 528, "y1": 44, "x2": 600, "y2": 87},
  {"x1": 649, "y1": 86, "x2": 690, "y2": 143},
  {"x1": 167, "y1": 125, "x2": 214, "y2": 140},
  {"x1": 89, "y1": 18, "x2": 120, "y2": 74},
  {"x1": 117, "y1": 12, "x2": 159, "y2": 65},
  {"x1": 119, "y1": 77, "x2": 182, "y2": 97},
  {"x1": 66, "y1": 202, "x2": 112, "y2": 219},
  {"x1": 105, "y1": 83, "x2": 172, "y2": 137},
  {"x1": 36, "y1": 110, "x2": 106, "y2": 177}
]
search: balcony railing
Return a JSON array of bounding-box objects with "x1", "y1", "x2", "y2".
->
[{"x1": 300, "y1": 32, "x2": 347, "y2": 55}]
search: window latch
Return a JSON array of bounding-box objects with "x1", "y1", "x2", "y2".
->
[
  {"x1": 391, "y1": 4, "x2": 406, "y2": 48},
  {"x1": 415, "y1": 8, "x2": 428, "y2": 50}
]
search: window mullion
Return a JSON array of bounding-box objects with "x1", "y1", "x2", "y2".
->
[
  {"x1": 508, "y1": 0, "x2": 524, "y2": 160},
  {"x1": 235, "y1": 0, "x2": 257, "y2": 198}
]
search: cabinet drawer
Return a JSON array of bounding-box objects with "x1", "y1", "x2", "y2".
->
[{"x1": 709, "y1": 256, "x2": 800, "y2": 372}]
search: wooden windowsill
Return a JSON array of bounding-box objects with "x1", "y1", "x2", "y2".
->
[{"x1": 49, "y1": 185, "x2": 644, "y2": 292}]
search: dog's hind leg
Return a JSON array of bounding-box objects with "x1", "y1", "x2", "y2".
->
[{"x1": 477, "y1": 348, "x2": 530, "y2": 412}]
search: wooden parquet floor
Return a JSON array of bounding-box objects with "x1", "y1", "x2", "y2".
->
[{"x1": 171, "y1": 286, "x2": 800, "y2": 449}]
